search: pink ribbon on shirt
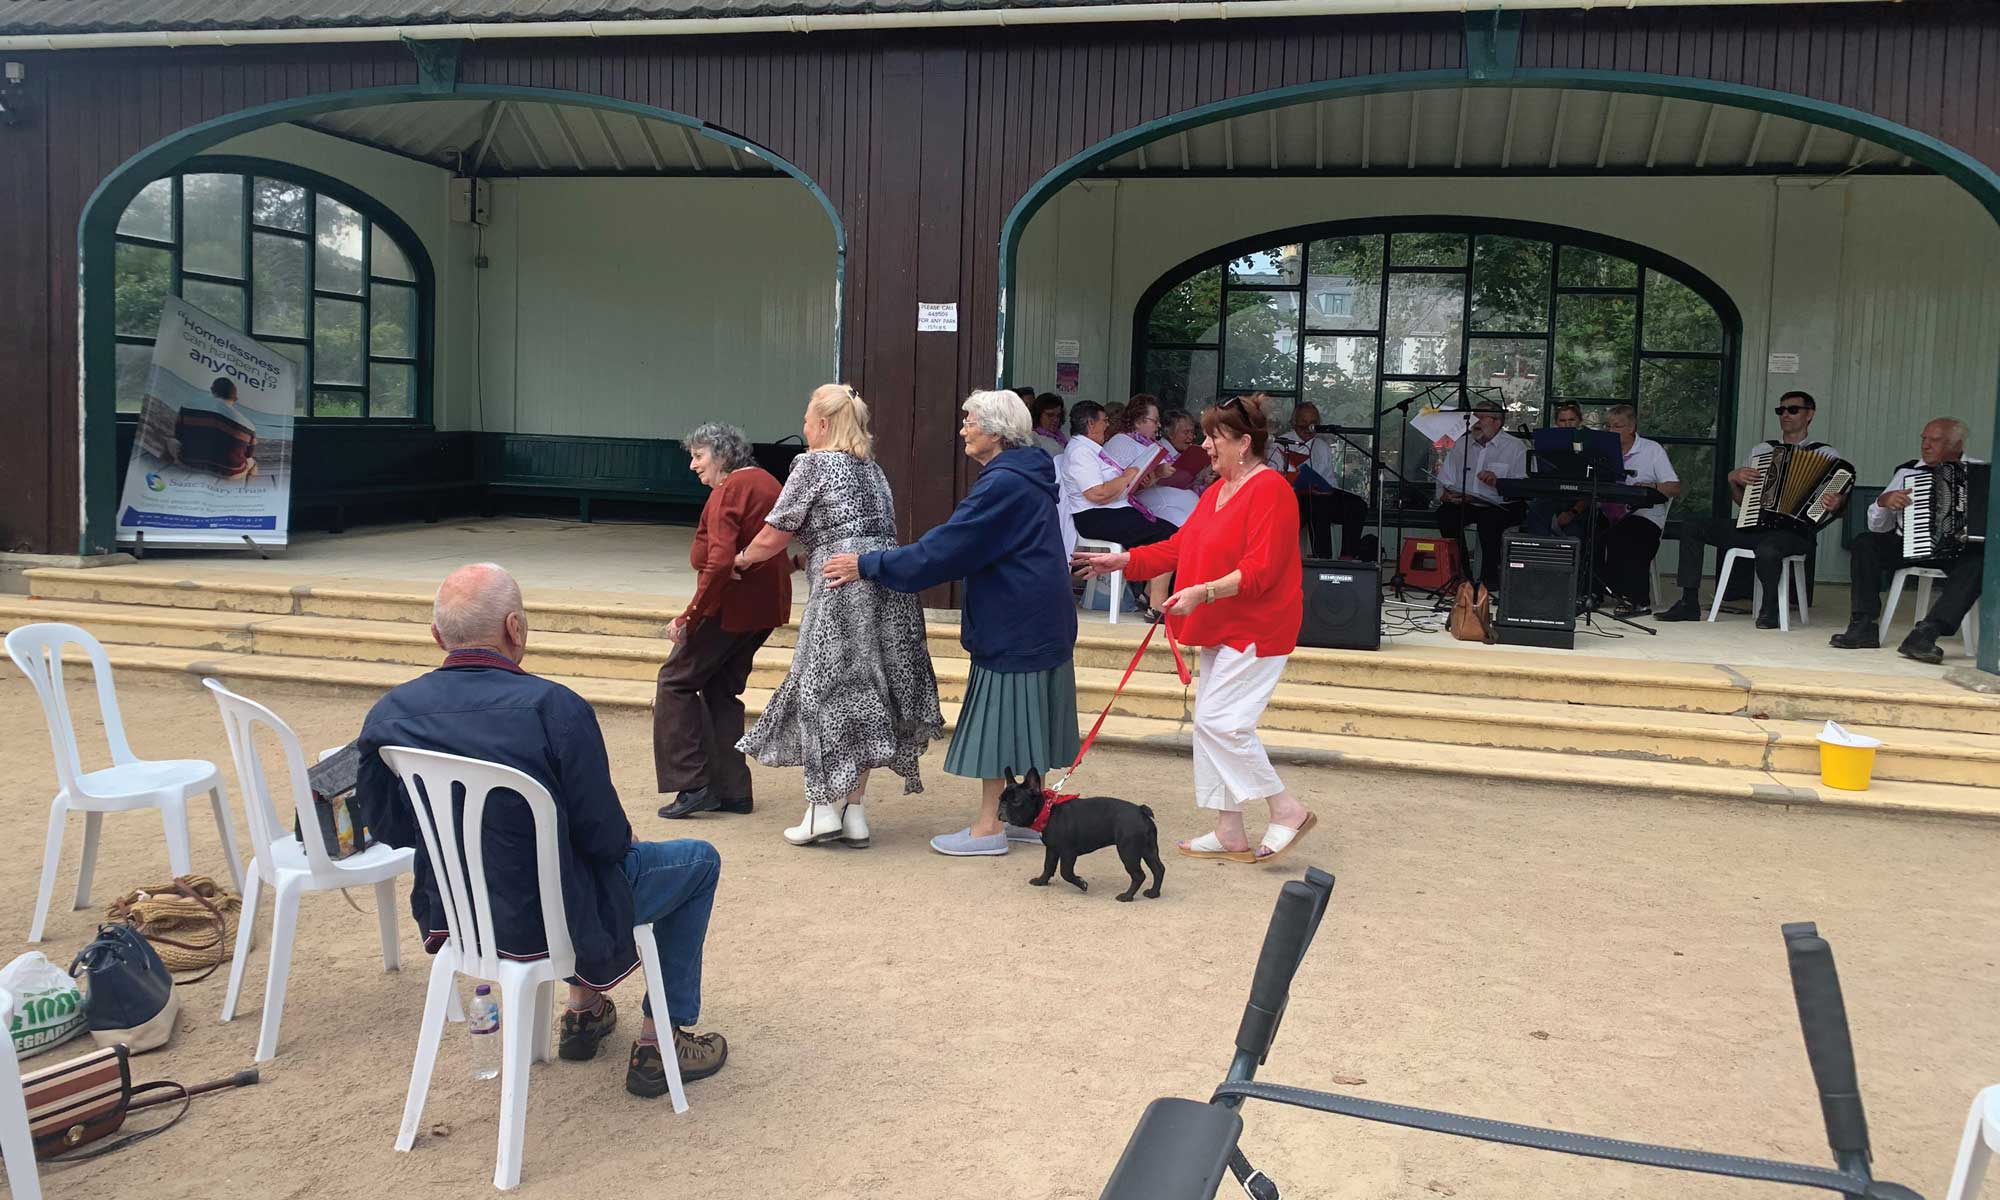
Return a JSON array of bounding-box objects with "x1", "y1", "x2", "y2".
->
[{"x1": 1098, "y1": 446, "x2": 1159, "y2": 523}]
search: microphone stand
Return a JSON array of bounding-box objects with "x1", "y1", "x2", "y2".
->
[
  {"x1": 1574, "y1": 451, "x2": 1656, "y2": 637},
  {"x1": 1375, "y1": 381, "x2": 1456, "y2": 601}
]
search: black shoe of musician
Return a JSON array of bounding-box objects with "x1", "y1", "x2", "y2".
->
[
  {"x1": 1755, "y1": 609, "x2": 1781, "y2": 630},
  {"x1": 1654, "y1": 596, "x2": 1701, "y2": 622},
  {"x1": 658, "y1": 787, "x2": 753, "y2": 820},
  {"x1": 1829, "y1": 621, "x2": 1880, "y2": 650},
  {"x1": 1897, "y1": 622, "x2": 1946, "y2": 665}
]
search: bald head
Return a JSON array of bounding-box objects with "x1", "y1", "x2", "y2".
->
[
  {"x1": 1921, "y1": 418, "x2": 1969, "y2": 465},
  {"x1": 431, "y1": 563, "x2": 527, "y2": 659}
]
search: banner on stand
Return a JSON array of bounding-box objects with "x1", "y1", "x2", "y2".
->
[{"x1": 115, "y1": 297, "x2": 299, "y2": 547}]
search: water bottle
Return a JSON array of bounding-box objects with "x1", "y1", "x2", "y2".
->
[{"x1": 468, "y1": 984, "x2": 500, "y2": 1081}]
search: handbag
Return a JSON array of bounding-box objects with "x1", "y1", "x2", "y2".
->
[
  {"x1": 70, "y1": 924, "x2": 180, "y2": 1053},
  {"x1": 300, "y1": 742, "x2": 375, "y2": 860},
  {"x1": 1447, "y1": 580, "x2": 1494, "y2": 644},
  {"x1": 107, "y1": 876, "x2": 239, "y2": 981},
  {"x1": 21, "y1": 1044, "x2": 189, "y2": 1160}
]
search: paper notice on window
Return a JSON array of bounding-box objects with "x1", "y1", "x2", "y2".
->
[
  {"x1": 1054, "y1": 338, "x2": 1081, "y2": 360},
  {"x1": 917, "y1": 302, "x2": 958, "y2": 332},
  {"x1": 1768, "y1": 353, "x2": 1801, "y2": 374}
]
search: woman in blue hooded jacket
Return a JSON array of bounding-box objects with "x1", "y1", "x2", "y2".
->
[{"x1": 822, "y1": 389, "x2": 1080, "y2": 858}]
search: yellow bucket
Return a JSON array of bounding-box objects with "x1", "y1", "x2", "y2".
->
[{"x1": 1817, "y1": 741, "x2": 1878, "y2": 791}]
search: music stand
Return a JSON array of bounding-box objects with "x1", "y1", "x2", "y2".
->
[{"x1": 1527, "y1": 428, "x2": 1656, "y2": 637}]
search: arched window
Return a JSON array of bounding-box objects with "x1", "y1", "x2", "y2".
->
[
  {"x1": 112, "y1": 160, "x2": 429, "y2": 422},
  {"x1": 1134, "y1": 220, "x2": 1737, "y2": 523}
]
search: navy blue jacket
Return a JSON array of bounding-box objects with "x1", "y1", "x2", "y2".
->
[
  {"x1": 859, "y1": 446, "x2": 1076, "y2": 673},
  {"x1": 355, "y1": 653, "x2": 641, "y2": 989}
]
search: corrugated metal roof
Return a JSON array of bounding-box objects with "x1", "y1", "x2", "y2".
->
[{"x1": 4, "y1": 0, "x2": 1186, "y2": 35}]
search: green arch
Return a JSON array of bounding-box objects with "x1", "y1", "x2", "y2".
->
[
  {"x1": 80, "y1": 82, "x2": 847, "y2": 553},
  {"x1": 998, "y1": 67, "x2": 2000, "y2": 674}
]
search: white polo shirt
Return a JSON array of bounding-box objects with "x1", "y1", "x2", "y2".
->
[
  {"x1": 1620, "y1": 436, "x2": 1680, "y2": 530},
  {"x1": 1434, "y1": 430, "x2": 1528, "y2": 505},
  {"x1": 1868, "y1": 457, "x2": 1985, "y2": 534},
  {"x1": 1266, "y1": 429, "x2": 1333, "y2": 482}
]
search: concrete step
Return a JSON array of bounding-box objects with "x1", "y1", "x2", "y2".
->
[
  {"x1": 7, "y1": 595, "x2": 1998, "y2": 789},
  {"x1": 62, "y1": 642, "x2": 2000, "y2": 825},
  {"x1": 28, "y1": 567, "x2": 2000, "y2": 734}
]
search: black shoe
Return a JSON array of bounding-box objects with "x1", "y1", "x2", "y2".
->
[
  {"x1": 658, "y1": 788, "x2": 753, "y2": 819},
  {"x1": 1612, "y1": 601, "x2": 1651, "y2": 619},
  {"x1": 559, "y1": 995, "x2": 617, "y2": 1062},
  {"x1": 1654, "y1": 597, "x2": 1702, "y2": 622},
  {"x1": 1829, "y1": 622, "x2": 1880, "y2": 650},
  {"x1": 1755, "y1": 610, "x2": 1781, "y2": 630},
  {"x1": 1898, "y1": 624, "x2": 1945, "y2": 665}
]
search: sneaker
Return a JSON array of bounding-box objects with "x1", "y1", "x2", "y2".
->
[
  {"x1": 627, "y1": 1027, "x2": 729, "y2": 1097},
  {"x1": 1003, "y1": 824, "x2": 1043, "y2": 845},
  {"x1": 559, "y1": 995, "x2": 617, "y2": 1062},
  {"x1": 929, "y1": 827, "x2": 1009, "y2": 857}
]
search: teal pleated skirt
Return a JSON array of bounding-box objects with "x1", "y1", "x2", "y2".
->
[{"x1": 942, "y1": 660, "x2": 1082, "y2": 781}]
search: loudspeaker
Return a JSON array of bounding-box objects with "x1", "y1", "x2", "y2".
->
[
  {"x1": 1493, "y1": 535, "x2": 1577, "y2": 650},
  {"x1": 1298, "y1": 559, "x2": 1381, "y2": 650}
]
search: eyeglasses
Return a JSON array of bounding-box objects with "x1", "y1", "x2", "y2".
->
[
  {"x1": 1774, "y1": 404, "x2": 1811, "y2": 416},
  {"x1": 1219, "y1": 396, "x2": 1247, "y2": 413}
]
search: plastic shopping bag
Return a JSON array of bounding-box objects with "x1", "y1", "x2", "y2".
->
[{"x1": 1, "y1": 951, "x2": 87, "y2": 1059}]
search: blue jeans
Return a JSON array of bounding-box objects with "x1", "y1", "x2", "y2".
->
[{"x1": 622, "y1": 839, "x2": 720, "y2": 1025}]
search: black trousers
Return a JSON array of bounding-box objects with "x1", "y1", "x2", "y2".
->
[
  {"x1": 1597, "y1": 516, "x2": 1664, "y2": 606},
  {"x1": 1673, "y1": 516, "x2": 1812, "y2": 613},
  {"x1": 1298, "y1": 487, "x2": 1368, "y2": 560},
  {"x1": 653, "y1": 620, "x2": 772, "y2": 797},
  {"x1": 1435, "y1": 500, "x2": 1527, "y2": 591},
  {"x1": 1073, "y1": 506, "x2": 1176, "y2": 550},
  {"x1": 1846, "y1": 531, "x2": 1984, "y2": 633}
]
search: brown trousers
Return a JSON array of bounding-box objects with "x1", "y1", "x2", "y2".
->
[{"x1": 652, "y1": 620, "x2": 772, "y2": 798}]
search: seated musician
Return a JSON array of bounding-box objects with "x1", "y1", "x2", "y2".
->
[
  {"x1": 1830, "y1": 417, "x2": 1984, "y2": 664},
  {"x1": 1657, "y1": 389, "x2": 1845, "y2": 627},
  {"x1": 1433, "y1": 401, "x2": 1528, "y2": 593},
  {"x1": 1267, "y1": 402, "x2": 1370, "y2": 561},
  {"x1": 1596, "y1": 405, "x2": 1682, "y2": 617},
  {"x1": 1525, "y1": 402, "x2": 1591, "y2": 537}
]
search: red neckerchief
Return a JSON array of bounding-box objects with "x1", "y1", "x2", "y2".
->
[
  {"x1": 1030, "y1": 789, "x2": 1079, "y2": 833},
  {"x1": 441, "y1": 648, "x2": 526, "y2": 674}
]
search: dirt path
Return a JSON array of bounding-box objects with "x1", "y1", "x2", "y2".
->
[{"x1": 3, "y1": 670, "x2": 1995, "y2": 1199}]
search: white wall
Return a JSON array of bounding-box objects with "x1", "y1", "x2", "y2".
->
[
  {"x1": 1015, "y1": 172, "x2": 2000, "y2": 578},
  {"x1": 476, "y1": 177, "x2": 837, "y2": 442},
  {"x1": 208, "y1": 125, "x2": 479, "y2": 428}
]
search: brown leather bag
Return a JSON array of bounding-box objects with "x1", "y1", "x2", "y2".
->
[{"x1": 1447, "y1": 581, "x2": 1494, "y2": 643}]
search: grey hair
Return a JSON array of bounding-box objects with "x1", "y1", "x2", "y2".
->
[
  {"x1": 432, "y1": 562, "x2": 526, "y2": 650},
  {"x1": 1605, "y1": 404, "x2": 1638, "y2": 426},
  {"x1": 962, "y1": 389, "x2": 1035, "y2": 448},
  {"x1": 682, "y1": 422, "x2": 756, "y2": 471},
  {"x1": 1929, "y1": 416, "x2": 1971, "y2": 452}
]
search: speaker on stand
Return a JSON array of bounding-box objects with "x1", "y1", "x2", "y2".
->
[
  {"x1": 1492, "y1": 535, "x2": 1578, "y2": 650},
  {"x1": 1298, "y1": 559, "x2": 1382, "y2": 651}
]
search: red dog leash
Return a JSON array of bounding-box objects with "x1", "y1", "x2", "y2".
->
[{"x1": 1045, "y1": 610, "x2": 1189, "y2": 799}]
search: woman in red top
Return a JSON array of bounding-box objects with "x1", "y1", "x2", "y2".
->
[{"x1": 1076, "y1": 393, "x2": 1317, "y2": 864}]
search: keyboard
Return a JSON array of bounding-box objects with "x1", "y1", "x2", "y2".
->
[{"x1": 1497, "y1": 477, "x2": 1666, "y2": 507}]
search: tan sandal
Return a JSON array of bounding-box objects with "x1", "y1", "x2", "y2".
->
[
  {"x1": 1254, "y1": 811, "x2": 1318, "y2": 864},
  {"x1": 1177, "y1": 831, "x2": 1256, "y2": 863}
]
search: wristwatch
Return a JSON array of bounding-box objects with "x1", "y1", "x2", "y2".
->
[{"x1": 1203, "y1": 582, "x2": 1217, "y2": 605}]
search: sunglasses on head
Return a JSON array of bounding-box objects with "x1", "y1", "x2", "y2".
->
[
  {"x1": 1774, "y1": 404, "x2": 1812, "y2": 416},
  {"x1": 1218, "y1": 396, "x2": 1248, "y2": 413}
]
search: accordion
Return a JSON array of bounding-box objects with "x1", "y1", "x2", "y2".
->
[
  {"x1": 1735, "y1": 443, "x2": 1854, "y2": 536},
  {"x1": 174, "y1": 408, "x2": 256, "y2": 476},
  {"x1": 1902, "y1": 460, "x2": 1989, "y2": 561}
]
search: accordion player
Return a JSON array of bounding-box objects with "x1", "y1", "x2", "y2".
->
[
  {"x1": 1902, "y1": 459, "x2": 1989, "y2": 562},
  {"x1": 1734, "y1": 443, "x2": 1855, "y2": 536}
]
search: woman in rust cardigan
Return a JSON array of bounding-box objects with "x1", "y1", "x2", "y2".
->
[{"x1": 1075, "y1": 392, "x2": 1317, "y2": 864}]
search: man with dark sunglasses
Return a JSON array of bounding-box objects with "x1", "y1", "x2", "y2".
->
[{"x1": 1657, "y1": 389, "x2": 1845, "y2": 627}]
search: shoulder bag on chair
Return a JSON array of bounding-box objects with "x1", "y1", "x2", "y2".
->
[{"x1": 1447, "y1": 581, "x2": 1494, "y2": 644}]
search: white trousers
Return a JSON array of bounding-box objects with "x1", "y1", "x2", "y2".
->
[{"x1": 1191, "y1": 644, "x2": 1288, "y2": 811}]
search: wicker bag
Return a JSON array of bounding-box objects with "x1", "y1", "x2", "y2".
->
[{"x1": 106, "y1": 876, "x2": 240, "y2": 981}]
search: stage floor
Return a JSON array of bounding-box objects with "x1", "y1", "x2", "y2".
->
[{"x1": 100, "y1": 516, "x2": 1981, "y2": 680}]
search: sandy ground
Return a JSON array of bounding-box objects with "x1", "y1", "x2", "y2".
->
[{"x1": 3, "y1": 670, "x2": 1997, "y2": 1200}]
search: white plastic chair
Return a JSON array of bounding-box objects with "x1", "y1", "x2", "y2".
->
[
  {"x1": 1707, "y1": 549, "x2": 1810, "y2": 630},
  {"x1": 204, "y1": 679, "x2": 417, "y2": 1063},
  {"x1": 5, "y1": 623, "x2": 244, "y2": 943},
  {"x1": 0, "y1": 988, "x2": 42, "y2": 1200},
  {"x1": 1885, "y1": 566, "x2": 1981, "y2": 657},
  {"x1": 380, "y1": 746, "x2": 687, "y2": 1191},
  {"x1": 1075, "y1": 536, "x2": 1128, "y2": 625},
  {"x1": 1947, "y1": 1084, "x2": 1999, "y2": 1200}
]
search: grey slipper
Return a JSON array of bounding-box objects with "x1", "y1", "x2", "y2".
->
[
  {"x1": 1003, "y1": 824, "x2": 1043, "y2": 844},
  {"x1": 930, "y1": 827, "x2": 1009, "y2": 857}
]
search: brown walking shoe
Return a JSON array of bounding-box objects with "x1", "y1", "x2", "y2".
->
[
  {"x1": 625, "y1": 1027, "x2": 729, "y2": 1097},
  {"x1": 558, "y1": 995, "x2": 617, "y2": 1062}
]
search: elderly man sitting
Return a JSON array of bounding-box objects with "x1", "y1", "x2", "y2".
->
[{"x1": 355, "y1": 563, "x2": 728, "y2": 1097}]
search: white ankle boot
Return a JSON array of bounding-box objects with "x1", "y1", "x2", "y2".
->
[
  {"x1": 783, "y1": 803, "x2": 845, "y2": 846},
  {"x1": 839, "y1": 802, "x2": 870, "y2": 848}
]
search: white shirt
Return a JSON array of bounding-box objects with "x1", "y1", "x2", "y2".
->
[
  {"x1": 1434, "y1": 431, "x2": 1528, "y2": 506},
  {"x1": 1618, "y1": 436, "x2": 1680, "y2": 530},
  {"x1": 1059, "y1": 436, "x2": 1128, "y2": 557},
  {"x1": 1868, "y1": 457, "x2": 1985, "y2": 534},
  {"x1": 1266, "y1": 429, "x2": 1334, "y2": 484},
  {"x1": 1103, "y1": 432, "x2": 1195, "y2": 525}
]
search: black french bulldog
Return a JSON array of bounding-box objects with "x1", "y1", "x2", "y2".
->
[{"x1": 997, "y1": 769, "x2": 1165, "y2": 902}]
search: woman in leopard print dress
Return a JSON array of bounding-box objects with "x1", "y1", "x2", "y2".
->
[{"x1": 733, "y1": 384, "x2": 946, "y2": 847}]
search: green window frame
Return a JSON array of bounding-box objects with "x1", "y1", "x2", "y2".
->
[
  {"x1": 111, "y1": 157, "x2": 431, "y2": 423},
  {"x1": 1133, "y1": 218, "x2": 1739, "y2": 529}
]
